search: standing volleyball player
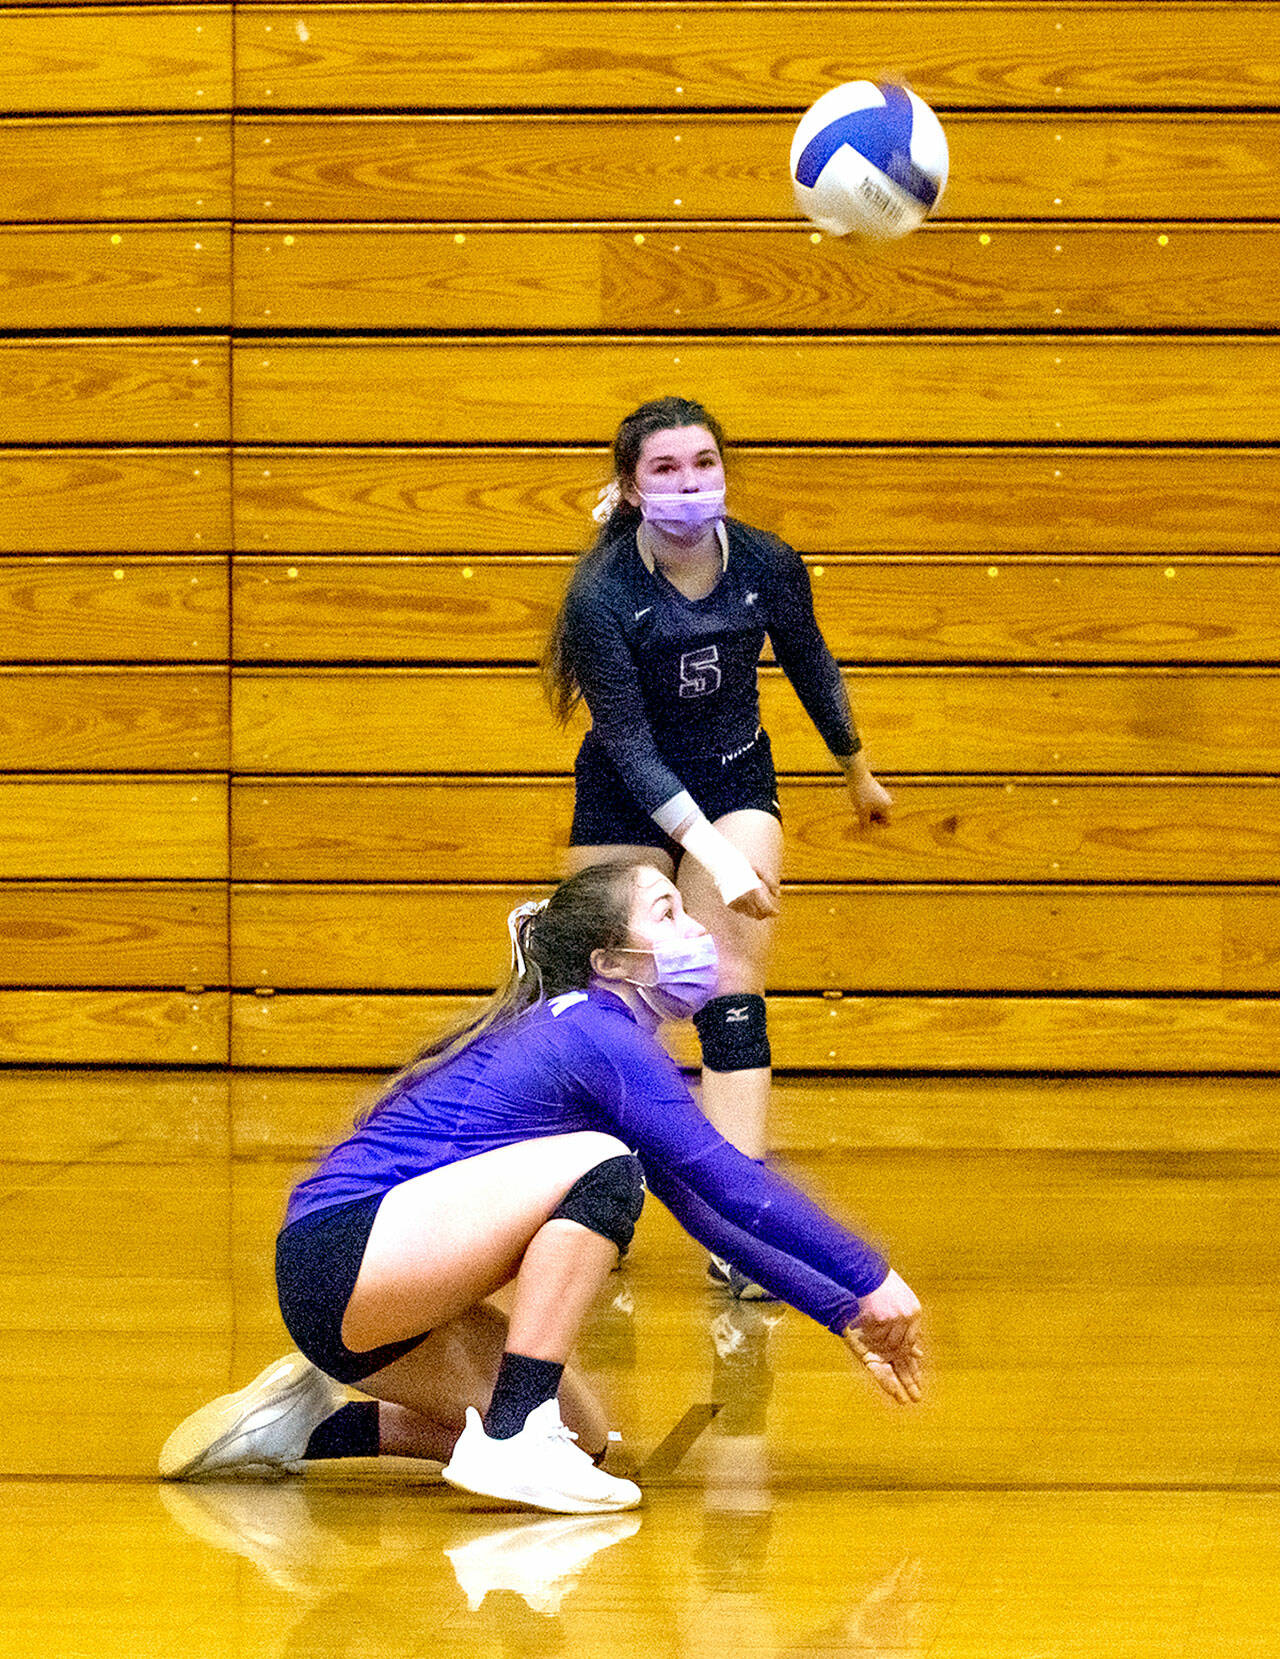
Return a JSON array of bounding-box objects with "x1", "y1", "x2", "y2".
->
[
  {"x1": 545, "y1": 398, "x2": 892, "y2": 1295},
  {"x1": 159, "y1": 861, "x2": 923, "y2": 1514}
]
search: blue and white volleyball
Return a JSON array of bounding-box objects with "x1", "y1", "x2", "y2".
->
[{"x1": 790, "y1": 81, "x2": 948, "y2": 239}]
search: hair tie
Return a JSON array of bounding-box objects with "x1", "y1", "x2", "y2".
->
[
  {"x1": 591, "y1": 480, "x2": 623, "y2": 524},
  {"x1": 506, "y1": 898, "x2": 549, "y2": 976}
]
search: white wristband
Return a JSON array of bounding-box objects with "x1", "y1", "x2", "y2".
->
[{"x1": 677, "y1": 815, "x2": 760, "y2": 906}]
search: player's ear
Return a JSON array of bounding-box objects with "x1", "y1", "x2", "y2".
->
[{"x1": 590, "y1": 946, "x2": 629, "y2": 981}]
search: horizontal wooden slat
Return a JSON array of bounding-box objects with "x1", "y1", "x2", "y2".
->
[
  {"x1": 232, "y1": 338, "x2": 1280, "y2": 446},
  {"x1": 234, "y1": 113, "x2": 1280, "y2": 221},
  {"x1": 768, "y1": 1076, "x2": 1280, "y2": 1153},
  {"x1": 231, "y1": 883, "x2": 1280, "y2": 993},
  {"x1": 230, "y1": 667, "x2": 1280, "y2": 774},
  {"x1": 0, "y1": 452, "x2": 231, "y2": 554},
  {"x1": 0, "y1": 8, "x2": 231, "y2": 112},
  {"x1": 0, "y1": 882, "x2": 225, "y2": 986},
  {"x1": 231, "y1": 555, "x2": 563, "y2": 660},
  {"x1": 0, "y1": 778, "x2": 227, "y2": 877},
  {"x1": 234, "y1": 446, "x2": 1280, "y2": 556},
  {"x1": 230, "y1": 555, "x2": 1280, "y2": 664},
  {"x1": 231, "y1": 223, "x2": 1280, "y2": 332},
  {"x1": 0, "y1": 341, "x2": 228, "y2": 444},
  {"x1": 233, "y1": 5, "x2": 1280, "y2": 111},
  {"x1": 230, "y1": 1071, "x2": 1280, "y2": 1156},
  {"x1": 0, "y1": 669, "x2": 227, "y2": 769},
  {"x1": 0, "y1": 1069, "x2": 228, "y2": 1160},
  {"x1": 230, "y1": 777, "x2": 1280, "y2": 884},
  {"x1": 0, "y1": 118, "x2": 230, "y2": 223},
  {"x1": 0, "y1": 559, "x2": 227, "y2": 660},
  {"x1": 0, "y1": 989, "x2": 226, "y2": 1064},
  {"x1": 230, "y1": 990, "x2": 1280, "y2": 1072},
  {"x1": 0, "y1": 227, "x2": 230, "y2": 328}
]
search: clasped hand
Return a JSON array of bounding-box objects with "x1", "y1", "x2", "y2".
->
[{"x1": 843, "y1": 1269, "x2": 923, "y2": 1405}]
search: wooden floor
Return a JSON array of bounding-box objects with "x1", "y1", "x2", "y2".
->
[{"x1": 3, "y1": 1138, "x2": 1279, "y2": 1657}]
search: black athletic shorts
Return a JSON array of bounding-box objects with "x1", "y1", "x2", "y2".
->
[
  {"x1": 275, "y1": 1193, "x2": 431, "y2": 1385},
  {"x1": 570, "y1": 728, "x2": 782, "y2": 859}
]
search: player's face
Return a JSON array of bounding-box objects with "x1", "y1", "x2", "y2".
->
[
  {"x1": 624, "y1": 425, "x2": 726, "y2": 504},
  {"x1": 625, "y1": 865, "x2": 708, "y2": 955}
]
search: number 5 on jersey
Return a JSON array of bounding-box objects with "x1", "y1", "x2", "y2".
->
[{"x1": 679, "y1": 646, "x2": 721, "y2": 698}]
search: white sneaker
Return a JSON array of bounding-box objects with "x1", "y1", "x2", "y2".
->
[
  {"x1": 446, "y1": 1512, "x2": 641, "y2": 1613},
  {"x1": 158, "y1": 1353, "x2": 349, "y2": 1480},
  {"x1": 442, "y1": 1401, "x2": 642, "y2": 1514}
]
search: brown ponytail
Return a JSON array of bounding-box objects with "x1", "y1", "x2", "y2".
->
[{"x1": 359, "y1": 859, "x2": 644, "y2": 1118}]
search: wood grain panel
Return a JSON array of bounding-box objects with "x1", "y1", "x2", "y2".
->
[
  {"x1": 0, "y1": 118, "x2": 230, "y2": 222},
  {"x1": 0, "y1": 989, "x2": 226, "y2": 1064},
  {"x1": 233, "y1": 446, "x2": 1280, "y2": 556},
  {"x1": 0, "y1": 560, "x2": 227, "y2": 661},
  {"x1": 232, "y1": 224, "x2": 1280, "y2": 332},
  {"x1": 0, "y1": 8, "x2": 231, "y2": 112},
  {"x1": 0, "y1": 1070, "x2": 228, "y2": 1161},
  {"x1": 229, "y1": 777, "x2": 1280, "y2": 884},
  {"x1": 232, "y1": 777, "x2": 574, "y2": 880},
  {"x1": 230, "y1": 883, "x2": 1280, "y2": 993},
  {"x1": 230, "y1": 555, "x2": 1280, "y2": 664},
  {"x1": 233, "y1": 5, "x2": 1280, "y2": 111},
  {"x1": 0, "y1": 452, "x2": 231, "y2": 554},
  {"x1": 231, "y1": 1071, "x2": 1280, "y2": 1157},
  {"x1": 230, "y1": 667, "x2": 1280, "y2": 775},
  {"x1": 0, "y1": 883, "x2": 225, "y2": 987},
  {"x1": 234, "y1": 113, "x2": 1280, "y2": 222},
  {"x1": 0, "y1": 778, "x2": 227, "y2": 878},
  {"x1": 232, "y1": 555, "x2": 565, "y2": 660},
  {"x1": 0, "y1": 227, "x2": 230, "y2": 328},
  {"x1": 0, "y1": 341, "x2": 228, "y2": 444},
  {"x1": 0, "y1": 669, "x2": 227, "y2": 769},
  {"x1": 230, "y1": 990, "x2": 1280, "y2": 1073},
  {"x1": 232, "y1": 338, "x2": 1280, "y2": 446}
]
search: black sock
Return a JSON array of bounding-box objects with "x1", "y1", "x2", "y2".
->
[
  {"x1": 303, "y1": 1400, "x2": 380, "y2": 1460},
  {"x1": 483, "y1": 1352, "x2": 565, "y2": 1440}
]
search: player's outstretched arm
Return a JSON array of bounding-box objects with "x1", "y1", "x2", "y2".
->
[{"x1": 843, "y1": 1269, "x2": 923, "y2": 1404}]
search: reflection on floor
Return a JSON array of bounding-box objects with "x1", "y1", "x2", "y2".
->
[{"x1": 2, "y1": 1148, "x2": 1278, "y2": 1656}]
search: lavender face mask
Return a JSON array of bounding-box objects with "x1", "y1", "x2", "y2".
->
[
  {"x1": 621, "y1": 933, "x2": 720, "y2": 1021},
  {"x1": 638, "y1": 487, "x2": 726, "y2": 538}
]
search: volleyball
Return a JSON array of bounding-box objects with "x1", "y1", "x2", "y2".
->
[{"x1": 790, "y1": 81, "x2": 949, "y2": 239}]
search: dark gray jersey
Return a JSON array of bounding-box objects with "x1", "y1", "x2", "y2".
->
[{"x1": 562, "y1": 519, "x2": 858, "y2": 819}]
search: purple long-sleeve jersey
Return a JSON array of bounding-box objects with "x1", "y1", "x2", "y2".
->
[{"x1": 284, "y1": 988, "x2": 888, "y2": 1335}]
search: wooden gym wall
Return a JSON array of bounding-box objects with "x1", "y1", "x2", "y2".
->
[{"x1": 1, "y1": 3, "x2": 1279, "y2": 1171}]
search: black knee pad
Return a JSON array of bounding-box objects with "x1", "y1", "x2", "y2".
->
[
  {"x1": 549, "y1": 1154, "x2": 645, "y2": 1253},
  {"x1": 694, "y1": 993, "x2": 771, "y2": 1073}
]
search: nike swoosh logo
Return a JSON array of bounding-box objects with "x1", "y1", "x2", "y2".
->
[{"x1": 634, "y1": 607, "x2": 652, "y2": 620}]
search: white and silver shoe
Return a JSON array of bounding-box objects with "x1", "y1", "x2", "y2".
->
[
  {"x1": 442, "y1": 1401, "x2": 642, "y2": 1515},
  {"x1": 158, "y1": 1353, "x2": 348, "y2": 1481}
]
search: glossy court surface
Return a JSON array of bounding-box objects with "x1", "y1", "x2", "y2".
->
[{"x1": 3, "y1": 1145, "x2": 1278, "y2": 1658}]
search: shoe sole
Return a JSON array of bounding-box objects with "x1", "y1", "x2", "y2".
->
[
  {"x1": 158, "y1": 1354, "x2": 332, "y2": 1481},
  {"x1": 440, "y1": 1463, "x2": 641, "y2": 1515}
]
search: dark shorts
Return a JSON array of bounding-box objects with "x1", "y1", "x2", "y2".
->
[
  {"x1": 570, "y1": 729, "x2": 782, "y2": 858},
  {"x1": 275, "y1": 1193, "x2": 432, "y2": 1385}
]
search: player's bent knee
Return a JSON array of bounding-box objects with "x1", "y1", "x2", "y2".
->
[
  {"x1": 694, "y1": 992, "x2": 771, "y2": 1073},
  {"x1": 548, "y1": 1154, "x2": 645, "y2": 1253}
]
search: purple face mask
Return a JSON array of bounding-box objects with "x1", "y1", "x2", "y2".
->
[
  {"x1": 620, "y1": 933, "x2": 720, "y2": 1021},
  {"x1": 638, "y1": 487, "x2": 726, "y2": 538}
]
